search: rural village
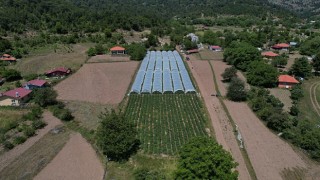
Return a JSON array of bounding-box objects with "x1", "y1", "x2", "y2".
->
[{"x1": 1, "y1": 1, "x2": 320, "y2": 180}]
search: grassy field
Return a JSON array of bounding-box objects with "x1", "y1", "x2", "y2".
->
[
  {"x1": 0, "y1": 126, "x2": 70, "y2": 180},
  {"x1": 13, "y1": 43, "x2": 92, "y2": 76},
  {"x1": 125, "y1": 94, "x2": 210, "y2": 155},
  {"x1": 298, "y1": 77, "x2": 320, "y2": 123}
]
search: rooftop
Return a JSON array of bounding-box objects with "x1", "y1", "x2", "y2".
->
[
  {"x1": 278, "y1": 75, "x2": 299, "y2": 84},
  {"x1": 3, "y1": 88, "x2": 32, "y2": 99},
  {"x1": 110, "y1": 46, "x2": 125, "y2": 51}
]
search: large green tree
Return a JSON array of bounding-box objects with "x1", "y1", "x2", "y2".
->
[
  {"x1": 223, "y1": 42, "x2": 261, "y2": 71},
  {"x1": 175, "y1": 137, "x2": 238, "y2": 180},
  {"x1": 226, "y1": 77, "x2": 247, "y2": 101},
  {"x1": 247, "y1": 61, "x2": 279, "y2": 87},
  {"x1": 221, "y1": 66, "x2": 237, "y2": 82},
  {"x1": 96, "y1": 109, "x2": 140, "y2": 161},
  {"x1": 33, "y1": 88, "x2": 58, "y2": 107},
  {"x1": 312, "y1": 53, "x2": 320, "y2": 72},
  {"x1": 290, "y1": 57, "x2": 312, "y2": 78}
]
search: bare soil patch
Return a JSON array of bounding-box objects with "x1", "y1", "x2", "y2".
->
[
  {"x1": 269, "y1": 88, "x2": 292, "y2": 112},
  {"x1": 186, "y1": 59, "x2": 251, "y2": 180},
  {"x1": 87, "y1": 54, "x2": 130, "y2": 63},
  {"x1": 14, "y1": 44, "x2": 90, "y2": 76},
  {"x1": 54, "y1": 62, "x2": 139, "y2": 105},
  {"x1": 0, "y1": 111, "x2": 62, "y2": 172},
  {"x1": 34, "y1": 133, "x2": 104, "y2": 180},
  {"x1": 285, "y1": 52, "x2": 303, "y2": 71},
  {"x1": 199, "y1": 49, "x2": 223, "y2": 60}
]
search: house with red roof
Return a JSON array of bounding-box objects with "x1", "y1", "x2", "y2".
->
[
  {"x1": 278, "y1": 75, "x2": 299, "y2": 88},
  {"x1": 208, "y1": 45, "x2": 222, "y2": 52},
  {"x1": 0, "y1": 54, "x2": 16, "y2": 62},
  {"x1": 23, "y1": 79, "x2": 47, "y2": 90},
  {"x1": 186, "y1": 49, "x2": 199, "y2": 54},
  {"x1": 45, "y1": 67, "x2": 71, "y2": 77},
  {"x1": 110, "y1": 46, "x2": 126, "y2": 55},
  {"x1": 261, "y1": 51, "x2": 279, "y2": 58},
  {"x1": 272, "y1": 43, "x2": 290, "y2": 50},
  {"x1": 0, "y1": 88, "x2": 32, "y2": 106}
]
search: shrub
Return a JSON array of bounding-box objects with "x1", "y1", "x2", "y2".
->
[
  {"x1": 290, "y1": 104, "x2": 299, "y2": 116},
  {"x1": 33, "y1": 88, "x2": 57, "y2": 107},
  {"x1": 13, "y1": 136, "x2": 27, "y2": 145},
  {"x1": 32, "y1": 119, "x2": 46, "y2": 129},
  {"x1": 3, "y1": 141, "x2": 14, "y2": 150},
  {"x1": 50, "y1": 105, "x2": 73, "y2": 121},
  {"x1": 290, "y1": 85, "x2": 303, "y2": 101},
  {"x1": 23, "y1": 74, "x2": 39, "y2": 81},
  {"x1": 221, "y1": 66, "x2": 237, "y2": 82},
  {"x1": 23, "y1": 127, "x2": 36, "y2": 137},
  {"x1": 226, "y1": 77, "x2": 247, "y2": 101}
]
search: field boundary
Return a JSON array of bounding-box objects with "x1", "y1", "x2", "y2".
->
[
  {"x1": 309, "y1": 82, "x2": 320, "y2": 117},
  {"x1": 208, "y1": 60, "x2": 257, "y2": 180}
]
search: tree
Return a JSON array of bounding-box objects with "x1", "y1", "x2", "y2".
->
[
  {"x1": 221, "y1": 66, "x2": 237, "y2": 82},
  {"x1": 247, "y1": 61, "x2": 278, "y2": 87},
  {"x1": 95, "y1": 44, "x2": 105, "y2": 55},
  {"x1": 174, "y1": 137, "x2": 238, "y2": 180},
  {"x1": 290, "y1": 57, "x2": 312, "y2": 78},
  {"x1": 1, "y1": 69, "x2": 22, "y2": 82},
  {"x1": 223, "y1": 42, "x2": 261, "y2": 71},
  {"x1": 87, "y1": 47, "x2": 97, "y2": 56},
  {"x1": 183, "y1": 38, "x2": 197, "y2": 50},
  {"x1": 33, "y1": 88, "x2": 58, "y2": 107},
  {"x1": 126, "y1": 43, "x2": 146, "y2": 61},
  {"x1": 312, "y1": 53, "x2": 320, "y2": 73},
  {"x1": 0, "y1": 37, "x2": 12, "y2": 52},
  {"x1": 290, "y1": 84, "x2": 303, "y2": 101},
  {"x1": 226, "y1": 77, "x2": 247, "y2": 101},
  {"x1": 271, "y1": 55, "x2": 288, "y2": 68},
  {"x1": 95, "y1": 109, "x2": 140, "y2": 161},
  {"x1": 300, "y1": 36, "x2": 320, "y2": 56}
]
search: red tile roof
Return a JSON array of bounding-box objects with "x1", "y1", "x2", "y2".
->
[
  {"x1": 272, "y1": 43, "x2": 290, "y2": 49},
  {"x1": 25, "y1": 79, "x2": 47, "y2": 87},
  {"x1": 278, "y1": 75, "x2": 299, "y2": 84},
  {"x1": 46, "y1": 67, "x2": 71, "y2": 75},
  {"x1": 261, "y1": 51, "x2": 279, "y2": 57},
  {"x1": 211, "y1": 46, "x2": 222, "y2": 49},
  {"x1": 187, "y1": 49, "x2": 199, "y2": 53},
  {"x1": 3, "y1": 88, "x2": 32, "y2": 99},
  {"x1": 110, "y1": 46, "x2": 125, "y2": 51}
]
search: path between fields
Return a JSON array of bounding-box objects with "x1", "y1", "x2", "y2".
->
[
  {"x1": 209, "y1": 59, "x2": 308, "y2": 180},
  {"x1": 0, "y1": 111, "x2": 62, "y2": 172},
  {"x1": 34, "y1": 133, "x2": 104, "y2": 180},
  {"x1": 186, "y1": 58, "x2": 252, "y2": 180},
  {"x1": 310, "y1": 82, "x2": 320, "y2": 117}
]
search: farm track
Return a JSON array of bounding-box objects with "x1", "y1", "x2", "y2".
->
[{"x1": 310, "y1": 82, "x2": 320, "y2": 117}]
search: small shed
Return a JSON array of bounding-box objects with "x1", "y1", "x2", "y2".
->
[
  {"x1": 278, "y1": 75, "x2": 299, "y2": 89},
  {"x1": 261, "y1": 51, "x2": 279, "y2": 58},
  {"x1": 272, "y1": 43, "x2": 290, "y2": 50},
  {"x1": 0, "y1": 54, "x2": 16, "y2": 62},
  {"x1": 209, "y1": 45, "x2": 222, "y2": 52},
  {"x1": 24, "y1": 79, "x2": 47, "y2": 90},
  {"x1": 45, "y1": 67, "x2": 71, "y2": 77},
  {"x1": 0, "y1": 88, "x2": 32, "y2": 106},
  {"x1": 186, "y1": 49, "x2": 199, "y2": 54},
  {"x1": 110, "y1": 46, "x2": 126, "y2": 55}
]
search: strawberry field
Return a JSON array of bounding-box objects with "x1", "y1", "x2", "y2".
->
[{"x1": 125, "y1": 94, "x2": 209, "y2": 155}]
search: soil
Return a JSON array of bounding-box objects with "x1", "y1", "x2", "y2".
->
[
  {"x1": 34, "y1": 133, "x2": 104, "y2": 180},
  {"x1": 186, "y1": 57, "x2": 251, "y2": 180},
  {"x1": 54, "y1": 62, "x2": 139, "y2": 105},
  {"x1": 0, "y1": 111, "x2": 62, "y2": 172},
  {"x1": 269, "y1": 88, "x2": 292, "y2": 112},
  {"x1": 87, "y1": 55, "x2": 130, "y2": 63}
]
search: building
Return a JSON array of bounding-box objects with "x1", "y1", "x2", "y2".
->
[
  {"x1": 186, "y1": 33, "x2": 199, "y2": 43},
  {"x1": 110, "y1": 46, "x2": 126, "y2": 55},
  {"x1": 272, "y1": 43, "x2": 290, "y2": 50},
  {"x1": 0, "y1": 88, "x2": 32, "y2": 106},
  {"x1": 278, "y1": 75, "x2": 299, "y2": 88},
  {"x1": 261, "y1": 51, "x2": 279, "y2": 58},
  {"x1": 45, "y1": 67, "x2": 71, "y2": 77},
  {"x1": 23, "y1": 79, "x2": 47, "y2": 89},
  {"x1": 186, "y1": 49, "x2": 199, "y2": 54},
  {"x1": 0, "y1": 54, "x2": 16, "y2": 62},
  {"x1": 209, "y1": 45, "x2": 222, "y2": 51}
]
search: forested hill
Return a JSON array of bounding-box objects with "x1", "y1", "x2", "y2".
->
[
  {"x1": 268, "y1": 0, "x2": 320, "y2": 17},
  {"x1": 0, "y1": 0, "x2": 294, "y2": 33}
]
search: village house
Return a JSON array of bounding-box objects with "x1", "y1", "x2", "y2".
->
[
  {"x1": 0, "y1": 54, "x2": 16, "y2": 63},
  {"x1": 278, "y1": 75, "x2": 299, "y2": 89},
  {"x1": 45, "y1": 67, "x2": 71, "y2": 77},
  {"x1": 272, "y1": 43, "x2": 290, "y2": 51},
  {"x1": 209, "y1": 45, "x2": 222, "y2": 52},
  {"x1": 261, "y1": 51, "x2": 279, "y2": 59},
  {"x1": 0, "y1": 88, "x2": 32, "y2": 106},
  {"x1": 23, "y1": 79, "x2": 47, "y2": 90},
  {"x1": 110, "y1": 46, "x2": 126, "y2": 55}
]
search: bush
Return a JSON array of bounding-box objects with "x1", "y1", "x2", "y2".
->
[
  {"x1": 290, "y1": 104, "x2": 299, "y2": 116},
  {"x1": 13, "y1": 136, "x2": 27, "y2": 145},
  {"x1": 221, "y1": 66, "x2": 237, "y2": 82},
  {"x1": 290, "y1": 85, "x2": 303, "y2": 101},
  {"x1": 23, "y1": 127, "x2": 36, "y2": 137},
  {"x1": 32, "y1": 119, "x2": 46, "y2": 129},
  {"x1": 33, "y1": 88, "x2": 58, "y2": 107},
  {"x1": 3, "y1": 141, "x2": 14, "y2": 150},
  {"x1": 23, "y1": 74, "x2": 39, "y2": 81},
  {"x1": 50, "y1": 105, "x2": 73, "y2": 121},
  {"x1": 2, "y1": 69, "x2": 22, "y2": 82},
  {"x1": 226, "y1": 77, "x2": 247, "y2": 101}
]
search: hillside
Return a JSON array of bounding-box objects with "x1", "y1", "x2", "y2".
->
[{"x1": 269, "y1": 0, "x2": 320, "y2": 17}]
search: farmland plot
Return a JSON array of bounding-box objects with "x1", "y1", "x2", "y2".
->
[{"x1": 125, "y1": 94, "x2": 209, "y2": 155}]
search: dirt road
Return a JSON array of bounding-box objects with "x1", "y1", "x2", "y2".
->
[
  {"x1": 34, "y1": 133, "x2": 104, "y2": 180},
  {"x1": 0, "y1": 111, "x2": 62, "y2": 172}
]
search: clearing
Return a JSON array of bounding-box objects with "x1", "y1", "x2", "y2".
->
[
  {"x1": 34, "y1": 133, "x2": 104, "y2": 180},
  {"x1": 13, "y1": 44, "x2": 91, "y2": 76},
  {"x1": 54, "y1": 62, "x2": 139, "y2": 105},
  {"x1": 125, "y1": 94, "x2": 210, "y2": 155}
]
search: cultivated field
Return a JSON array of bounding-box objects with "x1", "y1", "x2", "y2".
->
[
  {"x1": 14, "y1": 44, "x2": 91, "y2": 75},
  {"x1": 34, "y1": 133, "x2": 104, "y2": 180},
  {"x1": 125, "y1": 94, "x2": 209, "y2": 155},
  {"x1": 87, "y1": 54, "x2": 130, "y2": 63},
  {"x1": 54, "y1": 62, "x2": 139, "y2": 105},
  {"x1": 198, "y1": 50, "x2": 223, "y2": 60}
]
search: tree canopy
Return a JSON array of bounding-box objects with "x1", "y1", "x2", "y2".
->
[
  {"x1": 290, "y1": 57, "x2": 312, "y2": 78},
  {"x1": 226, "y1": 77, "x2": 247, "y2": 101},
  {"x1": 247, "y1": 61, "x2": 279, "y2": 87},
  {"x1": 175, "y1": 137, "x2": 238, "y2": 180},
  {"x1": 95, "y1": 109, "x2": 140, "y2": 161}
]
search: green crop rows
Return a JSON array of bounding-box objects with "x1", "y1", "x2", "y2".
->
[{"x1": 125, "y1": 94, "x2": 209, "y2": 155}]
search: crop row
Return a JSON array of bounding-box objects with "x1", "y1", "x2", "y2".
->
[{"x1": 125, "y1": 94, "x2": 208, "y2": 155}]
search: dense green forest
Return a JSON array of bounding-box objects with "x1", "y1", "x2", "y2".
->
[{"x1": 0, "y1": 0, "x2": 296, "y2": 34}]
